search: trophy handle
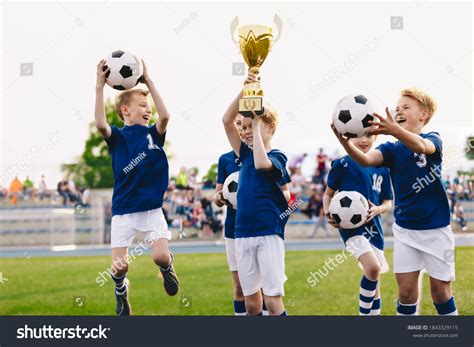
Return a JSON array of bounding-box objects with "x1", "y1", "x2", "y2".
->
[
  {"x1": 230, "y1": 16, "x2": 239, "y2": 44},
  {"x1": 273, "y1": 13, "x2": 283, "y2": 44}
]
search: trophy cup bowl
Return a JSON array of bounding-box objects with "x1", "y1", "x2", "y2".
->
[{"x1": 237, "y1": 25, "x2": 274, "y2": 117}]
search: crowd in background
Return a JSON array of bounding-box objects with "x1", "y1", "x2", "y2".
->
[
  {"x1": 0, "y1": 175, "x2": 91, "y2": 207},
  {"x1": 1, "y1": 149, "x2": 473, "y2": 236}
]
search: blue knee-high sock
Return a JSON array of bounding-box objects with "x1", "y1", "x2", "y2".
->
[
  {"x1": 434, "y1": 297, "x2": 458, "y2": 316},
  {"x1": 110, "y1": 273, "x2": 126, "y2": 296},
  {"x1": 359, "y1": 275, "x2": 378, "y2": 315},
  {"x1": 233, "y1": 300, "x2": 246, "y2": 316},
  {"x1": 370, "y1": 297, "x2": 381, "y2": 316},
  {"x1": 397, "y1": 301, "x2": 417, "y2": 315}
]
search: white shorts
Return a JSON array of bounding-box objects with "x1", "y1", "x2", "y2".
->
[
  {"x1": 235, "y1": 235, "x2": 287, "y2": 297},
  {"x1": 393, "y1": 223, "x2": 455, "y2": 282},
  {"x1": 111, "y1": 208, "x2": 171, "y2": 248},
  {"x1": 345, "y1": 235, "x2": 389, "y2": 274},
  {"x1": 225, "y1": 237, "x2": 238, "y2": 272}
]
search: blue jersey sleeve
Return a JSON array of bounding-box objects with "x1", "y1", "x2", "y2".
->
[
  {"x1": 376, "y1": 141, "x2": 396, "y2": 168},
  {"x1": 217, "y1": 155, "x2": 226, "y2": 185},
  {"x1": 326, "y1": 160, "x2": 343, "y2": 191},
  {"x1": 149, "y1": 125, "x2": 166, "y2": 147},
  {"x1": 267, "y1": 150, "x2": 291, "y2": 185},
  {"x1": 104, "y1": 125, "x2": 119, "y2": 152},
  {"x1": 424, "y1": 132, "x2": 443, "y2": 160},
  {"x1": 379, "y1": 169, "x2": 393, "y2": 201}
]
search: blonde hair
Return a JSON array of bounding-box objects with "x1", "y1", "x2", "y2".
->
[
  {"x1": 261, "y1": 103, "x2": 279, "y2": 134},
  {"x1": 115, "y1": 89, "x2": 150, "y2": 120},
  {"x1": 401, "y1": 88, "x2": 437, "y2": 124}
]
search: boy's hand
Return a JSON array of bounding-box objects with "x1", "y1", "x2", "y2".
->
[
  {"x1": 96, "y1": 59, "x2": 110, "y2": 89},
  {"x1": 215, "y1": 190, "x2": 232, "y2": 208},
  {"x1": 331, "y1": 123, "x2": 350, "y2": 146},
  {"x1": 368, "y1": 107, "x2": 400, "y2": 136},
  {"x1": 365, "y1": 200, "x2": 381, "y2": 223},
  {"x1": 244, "y1": 71, "x2": 260, "y2": 85},
  {"x1": 325, "y1": 212, "x2": 340, "y2": 228},
  {"x1": 139, "y1": 59, "x2": 152, "y2": 85}
]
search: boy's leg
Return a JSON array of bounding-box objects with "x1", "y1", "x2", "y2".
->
[
  {"x1": 225, "y1": 237, "x2": 246, "y2": 315},
  {"x1": 358, "y1": 251, "x2": 381, "y2": 316},
  {"x1": 231, "y1": 271, "x2": 246, "y2": 316},
  {"x1": 429, "y1": 277, "x2": 457, "y2": 315},
  {"x1": 235, "y1": 237, "x2": 263, "y2": 316},
  {"x1": 395, "y1": 272, "x2": 420, "y2": 315},
  {"x1": 151, "y1": 238, "x2": 179, "y2": 296},
  {"x1": 370, "y1": 284, "x2": 381, "y2": 316},
  {"x1": 110, "y1": 247, "x2": 132, "y2": 316},
  {"x1": 258, "y1": 235, "x2": 287, "y2": 316}
]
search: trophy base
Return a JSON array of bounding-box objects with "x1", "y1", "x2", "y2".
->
[{"x1": 239, "y1": 97, "x2": 265, "y2": 117}]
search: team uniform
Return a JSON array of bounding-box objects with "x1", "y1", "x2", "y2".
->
[
  {"x1": 217, "y1": 151, "x2": 242, "y2": 272},
  {"x1": 327, "y1": 155, "x2": 392, "y2": 315},
  {"x1": 377, "y1": 132, "x2": 457, "y2": 316},
  {"x1": 106, "y1": 124, "x2": 171, "y2": 247},
  {"x1": 235, "y1": 142, "x2": 291, "y2": 298}
]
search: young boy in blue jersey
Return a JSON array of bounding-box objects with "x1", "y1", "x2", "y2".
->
[
  {"x1": 215, "y1": 115, "x2": 270, "y2": 316},
  {"x1": 323, "y1": 133, "x2": 393, "y2": 315},
  {"x1": 95, "y1": 59, "x2": 179, "y2": 316},
  {"x1": 333, "y1": 88, "x2": 458, "y2": 316},
  {"x1": 222, "y1": 72, "x2": 291, "y2": 316}
]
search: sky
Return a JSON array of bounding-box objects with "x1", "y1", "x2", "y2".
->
[{"x1": 0, "y1": 0, "x2": 473, "y2": 188}]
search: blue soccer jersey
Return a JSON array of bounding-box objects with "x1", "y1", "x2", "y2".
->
[
  {"x1": 217, "y1": 150, "x2": 242, "y2": 239},
  {"x1": 235, "y1": 142, "x2": 291, "y2": 239},
  {"x1": 327, "y1": 155, "x2": 392, "y2": 250},
  {"x1": 376, "y1": 132, "x2": 450, "y2": 230},
  {"x1": 105, "y1": 124, "x2": 169, "y2": 216}
]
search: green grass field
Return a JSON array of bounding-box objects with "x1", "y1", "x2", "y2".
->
[{"x1": 1, "y1": 247, "x2": 473, "y2": 315}]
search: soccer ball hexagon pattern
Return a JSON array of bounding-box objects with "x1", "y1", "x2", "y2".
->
[
  {"x1": 332, "y1": 94, "x2": 376, "y2": 138},
  {"x1": 104, "y1": 50, "x2": 143, "y2": 90},
  {"x1": 328, "y1": 191, "x2": 369, "y2": 229},
  {"x1": 223, "y1": 172, "x2": 239, "y2": 210}
]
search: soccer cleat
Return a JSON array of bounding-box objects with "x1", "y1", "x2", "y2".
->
[
  {"x1": 115, "y1": 278, "x2": 132, "y2": 316},
  {"x1": 160, "y1": 253, "x2": 180, "y2": 296}
]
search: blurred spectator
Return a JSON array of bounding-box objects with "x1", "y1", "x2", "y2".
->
[
  {"x1": 316, "y1": 148, "x2": 328, "y2": 176},
  {"x1": 38, "y1": 175, "x2": 52, "y2": 201},
  {"x1": 9, "y1": 176, "x2": 23, "y2": 204},
  {"x1": 302, "y1": 189, "x2": 329, "y2": 237},
  {"x1": 453, "y1": 201, "x2": 468, "y2": 231},
  {"x1": 291, "y1": 167, "x2": 306, "y2": 198},
  {"x1": 288, "y1": 153, "x2": 307, "y2": 175},
  {"x1": 57, "y1": 178, "x2": 80, "y2": 206},
  {"x1": 311, "y1": 169, "x2": 326, "y2": 191},
  {"x1": 176, "y1": 166, "x2": 189, "y2": 190},
  {"x1": 23, "y1": 176, "x2": 36, "y2": 200}
]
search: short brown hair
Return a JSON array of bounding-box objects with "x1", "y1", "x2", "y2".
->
[
  {"x1": 401, "y1": 88, "x2": 437, "y2": 124},
  {"x1": 115, "y1": 89, "x2": 150, "y2": 121}
]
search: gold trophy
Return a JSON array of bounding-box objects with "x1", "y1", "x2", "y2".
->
[{"x1": 231, "y1": 15, "x2": 282, "y2": 117}]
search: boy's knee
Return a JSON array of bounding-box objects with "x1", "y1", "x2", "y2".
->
[
  {"x1": 399, "y1": 286, "x2": 418, "y2": 304},
  {"x1": 430, "y1": 284, "x2": 451, "y2": 303},
  {"x1": 153, "y1": 252, "x2": 171, "y2": 268},
  {"x1": 365, "y1": 264, "x2": 381, "y2": 281},
  {"x1": 111, "y1": 263, "x2": 128, "y2": 276}
]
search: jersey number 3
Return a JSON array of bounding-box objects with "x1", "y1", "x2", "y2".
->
[{"x1": 414, "y1": 153, "x2": 427, "y2": 168}]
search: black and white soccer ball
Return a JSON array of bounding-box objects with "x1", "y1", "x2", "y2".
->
[
  {"x1": 328, "y1": 191, "x2": 369, "y2": 229},
  {"x1": 104, "y1": 50, "x2": 143, "y2": 90},
  {"x1": 332, "y1": 95, "x2": 376, "y2": 138},
  {"x1": 223, "y1": 172, "x2": 239, "y2": 209}
]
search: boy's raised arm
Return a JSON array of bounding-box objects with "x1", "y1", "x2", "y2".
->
[
  {"x1": 140, "y1": 60, "x2": 170, "y2": 136},
  {"x1": 331, "y1": 123, "x2": 383, "y2": 167},
  {"x1": 95, "y1": 59, "x2": 112, "y2": 139},
  {"x1": 222, "y1": 91, "x2": 243, "y2": 156}
]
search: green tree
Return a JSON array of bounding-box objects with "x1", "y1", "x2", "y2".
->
[
  {"x1": 202, "y1": 163, "x2": 218, "y2": 186},
  {"x1": 61, "y1": 99, "x2": 171, "y2": 188}
]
